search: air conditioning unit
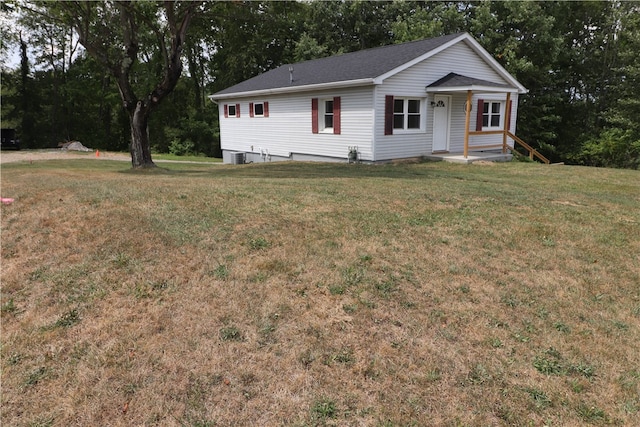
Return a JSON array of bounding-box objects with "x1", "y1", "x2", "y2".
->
[{"x1": 230, "y1": 152, "x2": 245, "y2": 165}]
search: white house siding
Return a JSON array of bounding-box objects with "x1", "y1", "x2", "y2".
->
[
  {"x1": 448, "y1": 93, "x2": 472, "y2": 152},
  {"x1": 218, "y1": 86, "x2": 375, "y2": 162},
  {"x1": 373, "y1": 40, "x2": 514, "y2": 160}
]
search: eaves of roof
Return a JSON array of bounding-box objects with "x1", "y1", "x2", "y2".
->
[{"x1": 210, "y1": 78, "x2": 377, "y2": 100}]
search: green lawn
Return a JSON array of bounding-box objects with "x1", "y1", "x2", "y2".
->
[{"x1": 1, "y1": 160, "x2": 639, "y2": 426}]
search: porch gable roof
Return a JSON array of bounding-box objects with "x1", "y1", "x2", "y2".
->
[{"x1": 426, "y1": 72, "x2": 516, "y2": 93}]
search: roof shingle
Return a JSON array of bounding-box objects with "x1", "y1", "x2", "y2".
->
[{"x1": 212, "y1": 33, "x2": 465, "y2": 97}]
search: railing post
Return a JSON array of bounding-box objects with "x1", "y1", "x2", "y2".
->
[
  {"x1": 507, "y1": 130, "x2": 550, "y2": 164},
  {"x1": 464, "y1": 90, "x2": 472, "y2": 158},
  {"x1": 502, "y1": 92, "x2": 510, "y2": 154}
]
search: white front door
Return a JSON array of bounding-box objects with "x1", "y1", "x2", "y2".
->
[{"x1": 432, "y1": 95, "x2": 451, "y2": 152}]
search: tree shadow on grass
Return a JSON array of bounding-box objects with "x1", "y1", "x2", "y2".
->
[{"x1": 118, "y1": 160, "x2": 474, "y2": 181}]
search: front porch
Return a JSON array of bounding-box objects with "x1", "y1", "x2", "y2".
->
[{"x1": 426, "y1": 73, "x2": 550, "y2": 165}]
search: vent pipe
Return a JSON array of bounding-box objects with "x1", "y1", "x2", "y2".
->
[{"x1": 289, "y1": 66, "x2": 294, "y2": 84}]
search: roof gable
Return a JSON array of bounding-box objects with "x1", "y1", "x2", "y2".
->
[
  {"x1": 211, "y1": 32, "x2": 525, "y2": 99},
  {"x1": 426, "y1": 72, "x2": 516, "y2": 93}
]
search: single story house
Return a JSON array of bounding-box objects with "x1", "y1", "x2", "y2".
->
[{"x1": 210, "y1": 32, "x2": 537, "y2": 164}]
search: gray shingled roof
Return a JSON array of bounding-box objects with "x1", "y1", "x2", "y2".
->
[
  {"x1": 427, "y1": 72, "x2": 510, "y2": 89},
  {"x1": 212, "y1": 33, "x2": 465, "y2": 97}
]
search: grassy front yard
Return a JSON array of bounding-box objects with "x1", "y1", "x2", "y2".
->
[{"x1": 2, "y1": 160, "x2": 639, "y2": 426}]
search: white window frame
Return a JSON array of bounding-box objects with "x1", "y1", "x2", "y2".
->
[
  {"x1": 482, "y1": 100, "x2": 504, "y2": 130},
  {"x1": 392, "y1": 98, "x2": 425, "y2": 133},
  {"x1": 254, "y1": 102, "x2": 265, "y2": 117},
  {"x1": 227, "y1": 104, "x2": 238, "y2": 118},
  {"x1": 320, "y1": 99, "x2": 334, "y2": 133}
]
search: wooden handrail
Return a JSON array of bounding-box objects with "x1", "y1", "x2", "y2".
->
[
  {"x1": 468, "y1": 130, "x2": 505, "y2": 136},
  {"x1": 465, "y1": 129, "x2": 550, "y2": 164},
  {"x1": 506, "y1": 131, "x2": 550, "y2": 164},
  {"x1": 466, "y1": 143, "x2": 505, "y2": 150}
]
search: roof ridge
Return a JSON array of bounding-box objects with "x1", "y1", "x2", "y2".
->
[{"x1": 282, "y1": 32, "x2": 466, "y2": 69}]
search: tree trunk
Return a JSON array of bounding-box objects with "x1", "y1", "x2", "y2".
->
[
  {"x1": 186, "y1": 44, "x2": 202, "y2": 112},
  {"x1": 129, "y1": 101, "x2": 155, "y2": 168}
]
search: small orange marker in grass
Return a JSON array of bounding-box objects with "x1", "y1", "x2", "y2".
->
[{"x1": 96, "y1": 150, "x2": 100, "y2": 157}]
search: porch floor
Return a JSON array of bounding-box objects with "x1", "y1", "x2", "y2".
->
[{"x1": 425, "y1": 151, "x2": 512, "y2": 164}]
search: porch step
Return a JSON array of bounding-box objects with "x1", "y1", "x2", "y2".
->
[{"x1": 425, "y1": 152, "x2": 513, "y2": 164}]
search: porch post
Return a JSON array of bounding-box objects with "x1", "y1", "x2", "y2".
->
[
  {"x1": 502, "y1": 92, "x2": 511, "y2": 154},
  {"x1": 463, "y1": 90, "x2": 472, "y2": 158}
]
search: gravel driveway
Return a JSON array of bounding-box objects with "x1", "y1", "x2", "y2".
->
[{"x1": 1, "y1": 149, "x2": 131, "y2": 164}]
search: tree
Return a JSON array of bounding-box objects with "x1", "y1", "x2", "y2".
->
[
  {"x1": 18, "y1": 34, "x2": 36, "y2": 148},
  {"x1": 207, "y1": 1, "x2": 307, "y2": 92},
  {"x1": 302, "y1": 0, "x2": 394, "y2": 55},
  {"x1": 43, "y1": 1, "x2": 201, "y2": 168},
  {"x1": 574, "y1": 1, "x2": 640, "y2": 169},
  {"x1": 17, "y1": 5, "x2": 80, "y2": 144},
  {"x1": 293, "y1": 32, "x2": 328, "y2": 62}
]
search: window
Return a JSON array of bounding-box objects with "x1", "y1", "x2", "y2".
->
[
  {"x1": 312, "y1": 97, "x2": 341, "y2": 134},
  {"x1": 482, "y1": 101, "x2": 502, "y2": 129},
  {"x1": 323, "y1": 100, "x2": 334, "y2": 130},
  {"x1": 476, "y1": 98, "x2": 512, "y2": 131},
  {"x1": 393, "y1": 99, "x2": 404, "y2": 129},
  {"x1": 407, "y1": 100, "x2": 421, "y2": 129},
  {"x1": 249, "y1": 102, "x2": 269, "y2": 117},
  {"x1": 391, "y1": 98, "x2": 422, "y2": 131},
  {"x1": 224, "y1": 103, "x2": 240, "y2": 118}
]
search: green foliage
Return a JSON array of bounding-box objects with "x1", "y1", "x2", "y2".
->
[
  {"x1": 168, "y1": 138, "x2": 195, "y2": 156},
  {"x1": 526, "y1": 387, "x2": 551, "y2": 410},
  {"x1": 467, "y1": 363, "x2": 492, "y2": 385},
  {"x1": 54, "y1": 309, "x2": 80, "y2": 328},
  {"x1": 1, "y1": 298, "x2": 17, "y2": 314},
  {"x1": 219, "y1": 326, "x2": 243, "y2": 342},
  {"x1": 248, "y1": 236, "x2": 270, "y2": 251},
  {"x1": 293, "y1": 32, "x2": 328, "y2": 62},
  {"x1": 573, "y1": 129, "x2": 640, "y2": 169},
  {"x1": 302, "y1": 0, "x2": 392, "y2": 55},
  {"x1": 160, "y1": 107, "x2": 219, "y2": 157},
  {"x1": 576, "y1": 404, "x2": 608, "y2": 423},
  {"x1": 534, "y1": 348, "x2": 597, "y2": 379},
  {"x1": 212, "y1": 264, "x2": 229, "y2": 280},
  {"x1": 534, "y1": 356, "x2": 564, "y2": 376},
  {"x1": 311, "y1": 397, "x2": 337, "y2": 421},
  {"x1": 24, "y1": 366, "x2": 48, "y2": 387},
  {"x1": 207, "y1": 1, "x2": 307, "y2": 92},
  {"x1": 324, "y1": 347, "x2": 355, "y2": 366}
]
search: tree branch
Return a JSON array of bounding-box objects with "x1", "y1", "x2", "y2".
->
[{"x1": 147, "y1": 1, "x2": 199, "y2": 108}]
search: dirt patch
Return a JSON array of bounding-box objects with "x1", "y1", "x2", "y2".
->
[
  {"x1": 551, "y1": 200, "x2": 584, "y2": 207},
  {"x1": 471, "y1": 160, "x2": 498, "y2": 166},
  {"x1": 1, "y1": 149, "x2": 131, "y2": 164}
]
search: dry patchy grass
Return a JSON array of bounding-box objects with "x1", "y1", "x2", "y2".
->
[{"x1": 1, "y1": 159, "x2": 639, "y2": 426}]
